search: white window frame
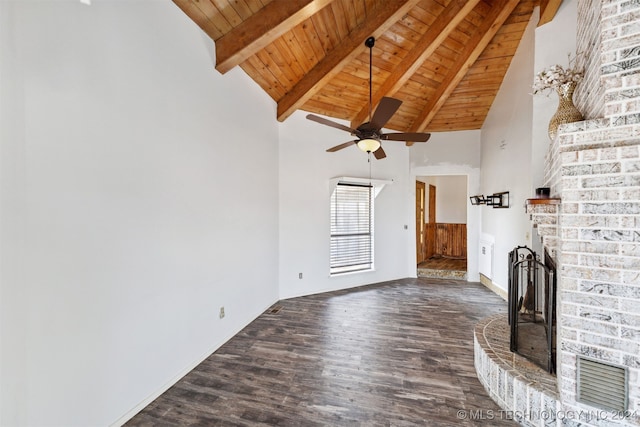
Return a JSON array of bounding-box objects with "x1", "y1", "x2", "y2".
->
[{"x1": 328, "y1": 177, "x2": 391, "y2": 276}]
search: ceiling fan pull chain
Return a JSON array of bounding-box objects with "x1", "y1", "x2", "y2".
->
[{"x1": 368, "y1": 151, "x2": 372, "y2": 186}]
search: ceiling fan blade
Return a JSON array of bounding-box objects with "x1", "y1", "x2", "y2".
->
[
  {"x1": 306, "y1": 114, "x2": 358, "y2": 135},
  {"x1": 326, "y1": 140, "x2": 358, "y2": 152},
  {"x1": 373, "y1": 146, "x2": 386, "y2": 160},
  {"x1": 370, "y1": 97, "x2": 402, "y2": 130},
  {"x1": 382, "y1": 132, "x2": 431, "y2": 142}
]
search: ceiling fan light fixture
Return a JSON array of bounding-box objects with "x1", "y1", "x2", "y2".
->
[{"x1": 357, "y1": 138, "x2": 380, "y2": 153}]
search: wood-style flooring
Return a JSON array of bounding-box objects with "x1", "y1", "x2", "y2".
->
[
  {"x1": 417, "y1": 256, "x2": 467, "y2": 271},
  {"x1": 127, "y1": 278, "x2": 513, "y2": 426}
]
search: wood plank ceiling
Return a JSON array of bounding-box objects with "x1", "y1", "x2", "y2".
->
[{"x1": 173, "y1": 0, "x2": 561, "y2": 134}]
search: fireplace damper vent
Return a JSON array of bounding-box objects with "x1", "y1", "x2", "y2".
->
[{"x1": 578, "y1": 357, "x2": 628, "y2": 412}]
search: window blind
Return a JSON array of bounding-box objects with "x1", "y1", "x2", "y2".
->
[{"x1": 330, "y1": 182, "x2": 373, "y2": 274}]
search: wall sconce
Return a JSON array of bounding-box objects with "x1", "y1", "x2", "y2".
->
[{"x1": 470, "y1": 192, "x2": 509, "y2": 208}]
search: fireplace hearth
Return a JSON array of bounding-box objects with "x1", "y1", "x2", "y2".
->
[{"x1": 508, "y1": 246, "x2": 557, "y2": 374}]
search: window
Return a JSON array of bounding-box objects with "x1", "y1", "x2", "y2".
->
[{"x1": 330, "y1": 182, "x2": 373, "y2": 275}]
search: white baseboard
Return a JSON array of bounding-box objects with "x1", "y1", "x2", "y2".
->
[
  {"x1": 479, "y1": 273, "x2": 507, "y2": 301},
  {"x1": 110, "y1": 344, "x2": 220, "y2": 426},
  {"x1": 110, "y1": 299, "x2": 278, "y2": 426}
]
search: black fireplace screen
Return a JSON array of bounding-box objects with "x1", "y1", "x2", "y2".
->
[{"x1": 508, "y1": 246, "x2": 556, "y2": 374}]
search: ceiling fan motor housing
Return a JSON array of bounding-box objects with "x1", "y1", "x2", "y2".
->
[{"x1": 356, "y1": 124, "x2": 380, "y2": 141}]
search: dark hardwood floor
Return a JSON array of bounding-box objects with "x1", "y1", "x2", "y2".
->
[
  {"x1": 127, "y1": 278, "x2": 513, "y2": 426},
  {"x1": 417, "y1": 256, "x2": 467, "y2": 271}
]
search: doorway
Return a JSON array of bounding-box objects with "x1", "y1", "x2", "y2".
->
[
  {"x1": 415, "y1": 181, "x2": 426, "y2": 264},
  {"x1": 416, "y1": 176, "x2": 468, "y2": 279}
]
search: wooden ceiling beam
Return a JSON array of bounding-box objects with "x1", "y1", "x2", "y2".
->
[
  {"x1": 276, "y1": 0, "x2": 422, "y2": 123},
  {"x1": 214, "y1": 0, "x2": 335, "y2": 74},
  {"x1": 172, "y1": 0, "x2": 226, "y2": 40},
  {"x1": 349, "y1": 0, "x2": 481, "y2": 129},
  {"x1": 409, "y1": 0, "x2": 520, "y2": 135},
  {"x1": 538, "y1": 0, "x2": 563, "y2": 27}
]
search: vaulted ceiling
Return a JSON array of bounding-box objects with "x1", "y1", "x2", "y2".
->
[{"x1": 173, "y1": 0, "x2": 561, "y2": 134}]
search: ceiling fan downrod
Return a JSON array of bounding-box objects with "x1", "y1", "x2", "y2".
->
[{"x1": 365, "y1": 37, "x2": 375, "y2": 123}]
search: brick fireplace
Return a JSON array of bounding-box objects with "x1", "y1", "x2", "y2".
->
[
  {"x1": 536, "y1": 0, "x2": 639, "y2": 422},
  {"x1": 476, "y1": 1, "x2": 639, "y2": 425}
]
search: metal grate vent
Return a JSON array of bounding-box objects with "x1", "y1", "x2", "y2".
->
[
  {"x1": 578, "y1": 357, "x2": 627, "y2": 412},
  {"x1": 268, "y1": 305, "x2": 283, "y2": 315}
]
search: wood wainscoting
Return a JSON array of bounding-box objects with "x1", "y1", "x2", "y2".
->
[{"x1": 424, "y1": 223, "x2": 467, "y2": 259}]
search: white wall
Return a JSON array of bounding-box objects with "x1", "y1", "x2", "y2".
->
[
  {"x1": 0, "y1": 2, "x2": 279, "y2": 426},
  {"x1": 532, "y1": 2, "x2": 578, "y2": 187},
  {"x1": 435, "y1": 176, "x2": 467, "y2": 223},
  {"x1": 420, "y1": 175, "x2": 467, "y2": 224},
  {"x1": 478, "y1": 2, "x2": 577, "y2": 292},
  {"x1": 479, "y1": 9, "x2": 537, "y2": 292},
  {"x1": 278, "y1": 111, "x2": 413, "y2": 298},
  {"x1": 410, "y1": 130, "x2": 482, "y2": 279}
]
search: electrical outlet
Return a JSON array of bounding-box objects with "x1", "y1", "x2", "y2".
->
[
  {"x1": 219, "y1": 306, "x2": 225, "y2": 319},
  {"x1": 299, "y1": 272, "x2": 303, "y2": 279}
]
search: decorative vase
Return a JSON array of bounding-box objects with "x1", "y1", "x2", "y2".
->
[{"x1": 548, "y1": 81, "x2": 583, "y2": 140}]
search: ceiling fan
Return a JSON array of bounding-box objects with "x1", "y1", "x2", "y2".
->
[{"x1": 306, "y1": 37, "x2": 431, "y2": 159}]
